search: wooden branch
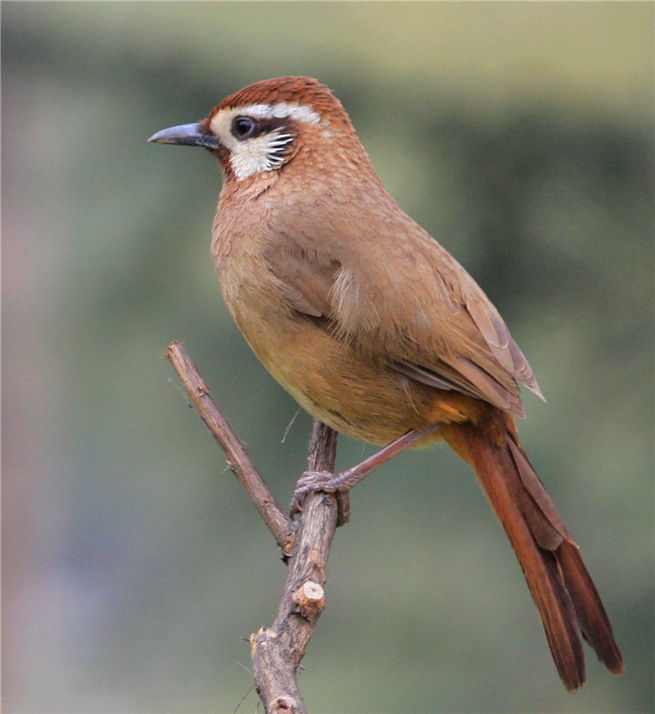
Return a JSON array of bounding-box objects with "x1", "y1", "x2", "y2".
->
[
  {"x1": 251, "y1": 421, "x2": 340, "y2": 713},
  {"x1": 166, "y1": 340, "x2": 292, "y2": 550},
  {"x1": 166, "y1": 341, "x2": 341, "y2": 713}
]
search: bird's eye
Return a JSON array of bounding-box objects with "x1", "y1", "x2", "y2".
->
[{"x1": 232, "y1": 116, "x2": 257, "y2": 140}]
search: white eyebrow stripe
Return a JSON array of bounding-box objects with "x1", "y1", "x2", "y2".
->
[{"x1": 238, "y1": 102, "x2": 321, "y2": 125}]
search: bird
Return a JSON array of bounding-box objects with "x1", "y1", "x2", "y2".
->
[{"x1": 149, "y1": 76, "x2": 623, "y2": 690}]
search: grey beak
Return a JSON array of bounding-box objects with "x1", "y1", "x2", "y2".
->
[{"x1": 148, "y1": 122, "x2": 220, "y2": 150}]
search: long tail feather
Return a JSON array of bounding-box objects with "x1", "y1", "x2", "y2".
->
[
  {"x1": 556, "y1": 540, "x2": 624, "y2": 674},
  {"x1": 444, "y1": 414, "x2": 623, "y2": 690}
]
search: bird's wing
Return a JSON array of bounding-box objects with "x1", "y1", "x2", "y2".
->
[{"x1": 264, "y1": 220, "x2": 543, "y2": 418}]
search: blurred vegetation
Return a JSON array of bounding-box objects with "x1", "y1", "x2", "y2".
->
[{"x1": 3, "y1": 3, "x2": 653, "y2": 713}]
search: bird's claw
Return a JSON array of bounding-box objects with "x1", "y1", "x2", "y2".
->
[
  {"x1": 297, "y1": 469, "x2": 340, "y2": 493},
  {"x1": 290, "y1": 470, "x2": 340, "y2": 514}
]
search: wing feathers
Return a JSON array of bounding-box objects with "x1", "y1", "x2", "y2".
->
[{"x1": 264, "y1": 223, "x2": 542, "y2": 416}]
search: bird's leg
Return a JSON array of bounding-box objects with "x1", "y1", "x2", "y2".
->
[{"x1": 291, "y1": 423, "x2": 443, "y2": 513}]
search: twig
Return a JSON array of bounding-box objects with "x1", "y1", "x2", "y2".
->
[
  {"x1": 166, "y1": 340, "x2": 292, "y2": 550},
  {"x1": 166, "y1": 341, "x2": 341, "y2": 713}
]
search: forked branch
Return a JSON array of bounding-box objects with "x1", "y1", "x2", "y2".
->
[{"x1": 166, "y1": 341, "x2": 340, "y2": 713}]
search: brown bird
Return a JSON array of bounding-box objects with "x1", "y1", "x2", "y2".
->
[{"x1": 150, "y1": 76, "x2": 623, "y2": 690}]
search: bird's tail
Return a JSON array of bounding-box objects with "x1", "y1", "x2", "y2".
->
[{"x1": 443, "y1": 413, "x2": 624, "y2": 691}]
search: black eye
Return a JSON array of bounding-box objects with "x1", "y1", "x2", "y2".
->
[{"x1": 232, "y1": 116, "x2": 257, "y2": 140}]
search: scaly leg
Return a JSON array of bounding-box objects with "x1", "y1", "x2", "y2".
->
[{"x1": 291, "y1": 423, "x2": 443, "y2": 512}]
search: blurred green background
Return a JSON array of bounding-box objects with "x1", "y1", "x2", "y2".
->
[{"x1": 3, "y1": 3, "x2": 653, "y2": 712}]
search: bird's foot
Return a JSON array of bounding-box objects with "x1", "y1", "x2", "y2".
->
[
  {"x1": 290, "y1": 424, "x2": 444, "y2": 517},
  {"x1": 290, "y1": 470, "x2": 346, "y2": 515},
  {"x1": 296, "y1": 469, "x2": 342, "y2": 494},
  {"x1": 290, "y1": 470, "x2": 353, "y2": 525}
]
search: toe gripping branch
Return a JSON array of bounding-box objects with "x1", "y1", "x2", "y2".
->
[{"x1": 292, "y1": 422, "x2": 444, "y2": 510}]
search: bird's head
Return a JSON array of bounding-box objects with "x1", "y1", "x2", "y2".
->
[{"x1": 149, "y1": 77, "x2": 358, "y2": 184}]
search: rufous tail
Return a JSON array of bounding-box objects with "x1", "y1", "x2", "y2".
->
[{"x1": 444, "y1": 412, "x2": 624, "y2": 691}]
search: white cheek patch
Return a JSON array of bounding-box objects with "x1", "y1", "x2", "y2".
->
[
  {"x1": 228, "y1": 131, "x2": 294, "y2": 180},
  {"x1": 209, "y1": 103, "x2": 323, "y2": 180}
]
